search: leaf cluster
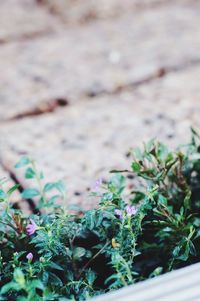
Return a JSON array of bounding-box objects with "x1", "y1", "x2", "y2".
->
[{"x1": 0, "y1": 130, "x2": 200, "y2": 300}]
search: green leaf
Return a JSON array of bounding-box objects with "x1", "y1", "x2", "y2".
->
[
  {"x1": 183, "y1": 190, "x2": 192, "y2": 211},
  {"x1": 25, "y1": 167, "x2": 36, "y2": 179},
  {"x1": 149, "y1": 267, "x2": 163, "y2": 278},
  {"x1": 44, "y1": 181, "x2": 66, "y2": 195},
  {"x1": 108, "y1": 174, "x2": 125, "y2": 194},
  {"x1": 85, "y1": 211, "x2": 95, "y2": 230},
  {"x1": 73, "y1": 247, "x2": 86, "y2": 259},
  {"x1": 49, "y1": 272, "x2": 63, "y2": 286},
  {"x1": 158, "y1": 195, "x2": 168, "y2": 206},
  {"x1": 15, "y1": 157, "x2": 30, "y2": 168},
  {"x1": 86, "y1": 269, "x2": 96, "y2": 285},
  {"x1": 48, "y1": 262, "x2": 64, "y2": 271},
  {"x1": 14, "y1": 268, "x2": 25, "y2": 286},
  {"x1": 145, "y1": 138, "x2": 156, "y2": 153},
  {"x1": 21, "y1": 188, "x2": 40, "y2": 199},
  {"x1": 0, "y1": 189, "x2": 7, "y2": 201},
  {"x1": 44, "y1": 182, "x2": 56, "y2": 192},
  {"x1": 54, "y1": 181, "x2": 66, "y2": 194},
  {"x1": 30, "y1": 279, "x2": 44, "y2": 290},
  {"x1": 131, "y1": 162, "x2": 141, "y2": 173},
  {"x1": 7, "y1": 184, "x2": 21, "y2": 196},
  {"x1": 191, "y1": 127, "x2": 200, "y2": 139},
  {"x1": 1, "y1": 282, "x2": 21, "y2": 294},
  {"x1": 133, "y1": 147, "x2": 143, "y2": 161}
]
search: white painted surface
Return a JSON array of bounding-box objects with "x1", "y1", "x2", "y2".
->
[{"x1": 92, "y1": 263, "x2": 200, "y2": 301}]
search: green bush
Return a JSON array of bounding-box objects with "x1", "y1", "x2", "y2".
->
[{"x1": 0, "y1": 129, "x2": 200, "y2": 300}]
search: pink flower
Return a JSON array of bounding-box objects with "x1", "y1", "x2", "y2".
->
[
  {"x1": 125, "y1": 205, "x2": 137, "y2": 217},
  {"x1": 114, "y1": 209, "x2": 123, "y2": 219},
  {"x1": 26, "y1": 219, "x2": 38, "y2": 236},
  {"x1": 26, "y1": 252, "x2": 33, "y2": 261},
  {"x1": 93, "y1": 178, "x2": 103, "y2": 191}
]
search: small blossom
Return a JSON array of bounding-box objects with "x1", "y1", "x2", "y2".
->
[
  {"x1": 26, "y1": 219, "x2": 38, "y2": 236},
  {"x1": 114, "y1": 209, "x2": 123, "y2": 219},
  {"x1": 26, "y1": 252, "x2": 33, "y2": 262},
  {"x1": 125, "y1": 205, "x2": 137, "y2": 217},
  {"x1": 93, "y1": 178, "x2": 103, "y2": 191}
]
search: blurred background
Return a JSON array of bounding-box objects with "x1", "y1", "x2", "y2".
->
[{"x1": 0, "y1": 0, "x2": 199, "y2": 211}]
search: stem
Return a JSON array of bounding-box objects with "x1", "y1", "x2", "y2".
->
[
  {"x1": 69, "y1": 238, "x2": 78, "y2": 279},
  {"x1": 32, "y1": 161, "x2": 47, "y2": 210},
  {"x1": 77, "y1": 241, "x2": 109, "y2": 279},
  {"x1": 119, "y1": 255, "x2": 133, "y2": 283},
  {"x1": 66, "y1": 280, "x2": 94, "y2": 292}
]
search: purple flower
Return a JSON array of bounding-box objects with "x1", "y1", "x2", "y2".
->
[
  {"x1": 125, "y1": 205, "x2": 137, "y2": 217},
  {"x1": 26, "y1": 219, "x2": 38, "y2": 236},
  {"x1": 26, "y1": 252, "x2": 33, "y2": 261},
  {"x1": 114, "y1": 209, "x2": 123, "y2": 219},
  {"x1": 93, "y1": 178, "x2": 103, "y2": 191}
]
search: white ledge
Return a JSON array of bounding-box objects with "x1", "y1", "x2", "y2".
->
[{"x1": 92, "y1": 263, "x2": 200, "y2": 301}]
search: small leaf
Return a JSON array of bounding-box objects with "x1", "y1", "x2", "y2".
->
[
  {"x1": 15, "y1": 157, "x2": 30, "y2": 168},
  {"x1": 44, "y1": 181, "x2": 66, "y2": 195},
  {"x1": 44, "y1": 182, "x2": 56, "y2": 192},
  {"x1": 86, "y1": 269, "x2": 96, "y2": 285},
  {"x1": 25, "y1": 167, "x2": 36, "y2": 179},
  {"x1": 0, "y1": 189, "x2": 7, "y2": 201},
  {"x1": 49, "y1": 272, "x2": 63, "y2": 286},
  {"x1": 7, "y1": 184, "x2": 21, "y2": 196},
  {"x1": 149, "y1": 267, "x2": 163, "y2": 278},
  {"x1": 73, "y1": 247, "x2": 86, "y2": 259},
  {"x1": 21, "y1": 188, "x2": 40, "y2": 199},
  {"x1": 108, "y1": 174, "x2": 125, "y2": 194},
  {"x1": 145, "y1": 138, "x2": 156, "y2": 153},
  {"x1": 133, "y1": 147, "x2": 143, "y2": 161},
  {"x1": 30, "y1": 279, "x2": 44, "y2": 290},
  {"x1": 54, "y1": 181, "x2": 66, "y2": 194},
  {"x1": 1, "y1": 282, "x2": 21, "y2": 294},
  {"x1": 191, "y1": 127, "x2": 200, "y2": 139},
  {"x1": 48, "y1": 262, "x2": 64, "y2": 271},
  {"x1": 14, "y1": 268, "x2": 25, "y2": 286},
  {"x1": 131, "y1": 162, "x2": 141, "y2": 173},
  {"x1": 47, "y1": 195, "x2": 60, "y2": 206},
  {"x1": 158, "y1": 195, "x2": 168, "y2": 206}
]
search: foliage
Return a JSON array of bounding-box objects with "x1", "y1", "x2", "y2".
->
[{"x1": 0, "y1": 130, "x2": 200, "y2": 300}]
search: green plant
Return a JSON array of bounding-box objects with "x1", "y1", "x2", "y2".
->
[{"x1": 0, "y1": 129, "x2": 200, "y2": 300}]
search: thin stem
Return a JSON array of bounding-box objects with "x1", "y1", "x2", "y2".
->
[
  {"x1": 31, "y1": 161, "x2": 47, "y2": 210},
  {"x1": 77, "y1": 241, "x2": 109, "y2": 279}
]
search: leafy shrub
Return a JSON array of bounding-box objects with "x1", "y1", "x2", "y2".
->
[{"x1": 0, "y1": 129, "x2": 200, "y2": 300}]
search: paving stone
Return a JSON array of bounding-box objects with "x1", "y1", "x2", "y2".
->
[
  {"x1": 41, "y1": 0, "x2": 162, "y2": 23},
  {"x1": 0, "y1": 0, "x2": 61, "y2": 43},
  {"x1": 41, "y1": 0, "x2": 194, "y2": 24},
  {"x1": 0, "y1": 3, "x2": 200, "y2": 121},
  {"x1": 0, "y1": 67, "x2": 199, "y2": 209}
]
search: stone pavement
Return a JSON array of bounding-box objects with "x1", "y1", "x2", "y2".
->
[{"x1": 0, "y1": 0, "x2": 199, "y2": 211}]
